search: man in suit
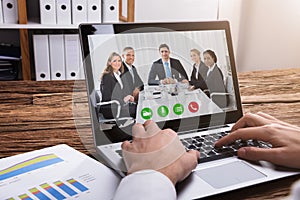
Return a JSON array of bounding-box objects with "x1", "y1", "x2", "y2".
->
[
  {"x1": 121, "y1": 47, "x2": 144, "y2": 101},
  {"x1": 148, "y1": 44, "x2": 188, "y2": 85}
]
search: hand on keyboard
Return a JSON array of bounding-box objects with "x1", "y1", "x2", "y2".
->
[
  {"x1": 181, "y1": 131, "x2": 271, "y2": 164},
  {"x1": 215, "y1": 112, "x2": 300, "y2": 169}
]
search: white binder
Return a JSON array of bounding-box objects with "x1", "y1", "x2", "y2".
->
[
  {"x1": 49, "y1": 35, "x2": 66, "y2": 80},
  {"x1": 2, "y1": 0, "x2": 18, "y2": 24},
  {"x1": 40, "y1": 0, "x2": 57, "y2": 24},
  {"x1": 56, "y1": 0, "x2": 71, "y2": 25},
  {"x1": 64, "y1": 34, "x2": 81, "y2": 80},
  {"x1": 102, "y1": 0, "x2": 118, "y2": 23},
  {"x1": 0, "y1": 2, "x2": 3, "y2": 23},
  {"x1": 87, "y1": 0, "x2": 102, "y2": 23},
  {"x1": 72, "y1": 0, "x2": 87, "y2": 25},
  {"x1": 33, "y1": 35, "x2": 51, "y2": 81}
]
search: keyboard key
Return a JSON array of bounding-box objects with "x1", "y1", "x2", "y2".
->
[{"x1": 180, "y1": 131, "x2": 272, "y2": 164}]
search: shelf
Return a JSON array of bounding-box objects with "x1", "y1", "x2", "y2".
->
[
  {"x1": 0, "y1": 22, "x2": 81, "y2": 30},
  {"x1": 0, "y1": 0, "x2": 135, "y2": 80}
]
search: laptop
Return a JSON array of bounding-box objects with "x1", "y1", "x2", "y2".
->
[{"x1": 79, "y1": 21, "x2": 299, "y2": 199}]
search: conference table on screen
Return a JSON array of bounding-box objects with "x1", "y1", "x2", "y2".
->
[{"x1": 135, "y1": 83, "x2": 223, "y2": 124}]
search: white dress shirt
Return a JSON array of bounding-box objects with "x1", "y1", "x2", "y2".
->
[
  {"x1": 206, "y1": 63, "x2": 216, "y2": 77},
  {"x1": 113, "y1": 71, "x2": 123, "y2": 89},
  {"x1": 113, "y1": 170, "x2": 176, "y2": 200},
  {"x1": 288, "y1": 180, "x2": 300, "y2": 200}
]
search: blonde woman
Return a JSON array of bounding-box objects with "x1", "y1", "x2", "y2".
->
[{"x1": 100, "y1": 52, "x2": 136, "y2": 119}]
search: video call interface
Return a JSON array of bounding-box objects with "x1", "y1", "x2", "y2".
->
[{"x1": 87, "y1": 27, "x2": 237, "y2": 142}]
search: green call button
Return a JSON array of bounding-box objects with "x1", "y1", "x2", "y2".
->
[
  {"x1": 173, "y1": 103, "x2": 184, "y2": 115},
  {"x1": 141, "y1": 107, "x2": 153, "y2": 120},
  {"x1": 157, "y1": 105, "x2": 169, "y2": 117}
]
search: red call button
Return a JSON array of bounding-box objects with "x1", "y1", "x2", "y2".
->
[{"x1": 188, "y1": 101, "x2": 199, "y2": 113}]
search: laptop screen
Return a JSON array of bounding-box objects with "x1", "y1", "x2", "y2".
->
[{"x1": 79, "y1": 21, "x2": 242, "y2": 145}]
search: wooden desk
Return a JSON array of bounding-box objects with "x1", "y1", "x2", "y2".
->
[{"x1": 0, "y1": 68, "x2": 300, "y2": 199}]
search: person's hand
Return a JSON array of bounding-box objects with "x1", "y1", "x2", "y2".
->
[
  {"x1": 122, "y1": 120, "x2": 199, "y2": 185},
  {"x1": 215, "y1": 112, "x2": 300, "y2": 169},
  {"x1": 188, "y1": 85, "x2": 195, "y2": 91},
  {"x1": 132, "y1": 88, "x2": 140, "y2": 102},
  {"x1": 181, "y1": 79, "x2": 189, "y2": 84},
  {"x1": 162, "y1": 78, "x2": 176, "y2": 85},
  {"x1": 123, "y1": 95, "x2": 134, "y2": 103}
]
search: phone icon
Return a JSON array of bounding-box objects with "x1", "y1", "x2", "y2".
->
[{"x1": 188, "y1": 102, "x2": 199, "y2": 113}]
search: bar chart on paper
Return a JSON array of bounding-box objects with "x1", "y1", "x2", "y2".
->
[{"x1": 0, "y1": 144, "x2": 121, "y2": 200}]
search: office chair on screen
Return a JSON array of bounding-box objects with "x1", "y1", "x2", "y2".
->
[
  {"x1": 210, "y1": 75, "x2": 235, "y2": 109},
  {"x1": 90, "y1": 89, "x2": 134, "y2": 129}
]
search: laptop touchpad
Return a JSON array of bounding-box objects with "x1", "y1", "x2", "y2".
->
[{"x1": 195, "y1": 161, "x2": 266, "y2": 189}]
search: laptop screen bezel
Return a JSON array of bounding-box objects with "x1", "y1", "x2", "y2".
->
[{"x1": 79, "y1": 21, "x2": 243, "y2": 146}]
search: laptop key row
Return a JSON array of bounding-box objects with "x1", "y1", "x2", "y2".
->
[
  {"x1": 180, "y1": 131, "x2": 272, "y2": 164},
  {"x1": 116, "y1": 131, "x2": 272, "y2": 164}
]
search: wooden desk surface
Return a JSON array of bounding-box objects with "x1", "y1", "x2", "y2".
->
[{"x1": 0, "y1": 68, "x2": 300, "y2": 199}]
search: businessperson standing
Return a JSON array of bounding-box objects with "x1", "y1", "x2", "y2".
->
[
  {"x1": 121, "y1": 47, "x2": 144, "y2": 102},
  {"x1": 148, "y1": 44, "x2": 188, "y2": 85}
]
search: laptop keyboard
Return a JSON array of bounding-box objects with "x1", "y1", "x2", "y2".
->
[
  {"x1": 116, "y1": 130, "x2": 272, "y2": 164},
  {"x1": 180, "y1": 130, "x2": 272, "y2": 163}
]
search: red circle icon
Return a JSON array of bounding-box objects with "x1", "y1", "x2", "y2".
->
[{"x1": 188, "y1": 102, "x2": 199, "y2": 113}]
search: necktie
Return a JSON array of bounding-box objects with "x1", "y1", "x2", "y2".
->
[
  {"x1": 164, "y1": 62, "x2": 171, "y2": 78},
  {"x1": 129, "y1": 68, "x2": 134, "y2": 82}
]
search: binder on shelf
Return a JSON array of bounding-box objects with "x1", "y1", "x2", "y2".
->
[
  {"x1": 72, "y1": 0, "x2": 87, "y2": 25},
  {"x1": 102, "y1": 0, "x2": 118, "y2": 23},
  {"x1": 33, "y1": 35, "x2": 51, "y2": 81},
  {"x1": 0, "y1": 2, "x2": 3, "y2": 23},
  {"x1": 64, "y1": 34, "x2": 81, "y2": 80},
  {"x1": 87, "y1": 0, "x2": 102, "y2": 23},
  {"x1": 49, "y1": 35, "x2": 66, "y2": 80},
  {"x1": 40, "y1": 0, "x2": 57, "y2": 24},
  {"x1": 56, "y1": 0, "x2": 71, "y2": 25},
  {"x1": 2, "y1": 0, "x2": 18, "y2": 24}
]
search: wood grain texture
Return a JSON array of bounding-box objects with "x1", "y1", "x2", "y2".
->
[
  {"x1": 19, "y1": 29, "x2": 31, "y2": 80},
  {"x1": 0, "y1": 68, "x2": 299, "y2": 199}
]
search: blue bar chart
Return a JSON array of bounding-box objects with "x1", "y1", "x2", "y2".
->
[
  {"x1": 67, "y1": 178, "x2": 89, "y2": 192},
  {"x1": 5, "y1": 178, "x2": 89, "y2": 200},
  {"x1": 40, "y1": 183, "x2": 66, "y2": 200},
  {"x1": 29, "y1": 188, "x2": 51, "y2": 200},
  {"x1": 54, "y1": 180, "x2": 78, "y2": 196}
]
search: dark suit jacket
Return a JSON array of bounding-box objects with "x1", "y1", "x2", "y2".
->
[
  {"x1": 206, "y1": 65, "x2": 227, "y2": 108},
  {"x1": 148, "y1": 58, "x2": 188, "y2": 85},
  {"x1": 100, "y1": 73, "x2": 136, "y2": 118},
  {"x1": 206, "y1": 65, "x2": 226, "y2": 93},
  {"x1": 100, "y1": 73, "x2": 126, "y2": 104},
  {"x1": 189, "y1": 62, "x2": 208, "y2": 91},
  {"x1": 198, "y1": 61, "x2": 209, "y2": 81},
  {"x1": 121, "y1": 62, "x2": 144, "y2": 94}
]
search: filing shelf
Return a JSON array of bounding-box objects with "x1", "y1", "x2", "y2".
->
[{"x1": 0, "y1": 0, "x2": 135, "y2": 80}]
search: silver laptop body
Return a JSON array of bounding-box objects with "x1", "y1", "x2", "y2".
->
[{"x1": 79, "y1": 21, "x2": 299, "y2": 199}]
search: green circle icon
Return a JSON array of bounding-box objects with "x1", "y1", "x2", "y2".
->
[
  {"x1": 141, "y1": 108, "x2": 153, "y2": 120},
  {"x1": 157, "y1": 105, "x2": 169, "y2": 117},
  {"x1": 173, "y1": 103, "x2": 184, "y2": 115}
]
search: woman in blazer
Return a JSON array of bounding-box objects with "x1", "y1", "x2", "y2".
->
[
  {"x1": 189, "y1": 48, "x2": 209, "y2": 93},
  {"x1": 203, "y1": 49, "x2": 227, "y2": 108},
  {"x1": 100, "y1": 52, "x2": 136, "y2": 119}
]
